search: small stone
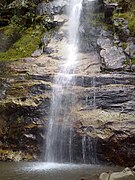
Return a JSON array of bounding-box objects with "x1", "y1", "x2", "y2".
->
[
  {"x1": 31, "y1": 49, "x2": 43, "y2": 57},
  {"x1": 14, "y1": 153, "x2": 22, "y2": 162},
  {"x1": 99, "y1": 172, "x2": 109, "y2": 180}
]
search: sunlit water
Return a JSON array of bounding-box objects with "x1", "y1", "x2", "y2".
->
[
  {"x1": 45, "y1": 0, "x2": 83, "y2": 162},
  {"x1": 0, "y1": 162, "x2": 122, "y2": 180}
]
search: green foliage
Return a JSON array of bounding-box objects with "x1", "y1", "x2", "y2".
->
[
  {"x1": 17, "y1": 116, "x2": 23, "y2": 124},
  {"x1": 128, "y1": 18, "x2": 135, "y2": 37},
  {"x1": 1, "y1": 16, "x2": 26, "y2": 38},
  {"x1": 91, "y1": 13, "x2": 105, "y2": 27},
  {"x1": 0, "y1": 26, "x2": 43, "y2": 61},
  {"x1": 124, "y1": 58, "x2": 135, "y2": 66},
  {"x1": 121, "y1": 42, "x2": 127, "y2": 49},
  {"x1": 131, "y1": 58, "x2": 135, "y2": 65},
  {"x1": 108, "y1": 0, "x2": 117, "y2": 3},
  {"x1": 113, "y1": 12, "x2": 135, "y2": 36},
  {"x1": 113, "y1": 0, "x2": 135, "y2": 37},
  {"x1": 0, "y1": 0, "x2": 51, "y2": 61}
]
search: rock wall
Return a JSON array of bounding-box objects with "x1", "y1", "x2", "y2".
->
[{"x1": 0, "y1": 0, "x2": 134, "y2": 166}]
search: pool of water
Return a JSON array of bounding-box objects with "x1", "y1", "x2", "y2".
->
[{"x1": 0, "y1": 162, "x2": 122, "y2": 180}]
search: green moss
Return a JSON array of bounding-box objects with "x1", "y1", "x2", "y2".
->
[
  {"x1": 124, "y1": 58, "x2": 135, "y2": 66},
  {"x1": 17, "y1": 116, "x2": 23, "y2": 124},
  {"x1": 128, "y1": 18, "x2": 135, "y2": 36},
  {"x1": 108, "y1": 0, "x2": 117, "y2": 3},
  {"x1": 113, "y1": 12, "x2": 135, "y2": 36},
  {"x1": 131, "y1": 58, "x2": 135, "y2": 65},
  {"x1": 0, "y1": 26, "x2": 43, "y2": 61},
  {"x1": 113, "y1": 1, "x2": 135, "y2": 36},
  {"x1": 121, "y1": 42, "x2": 127, "y2": 49}
]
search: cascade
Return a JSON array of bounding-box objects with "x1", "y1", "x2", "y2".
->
[{"x1": 45, "y1": 0, "x2": 83, "y2": 162}]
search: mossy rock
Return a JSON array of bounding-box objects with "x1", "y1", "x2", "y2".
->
[
  {"x1": 113, "y1": 12, "x2": 135, "y2": 37},
  {"x1": 0, "y1": 26, "x2": 43, "y2": 61}
]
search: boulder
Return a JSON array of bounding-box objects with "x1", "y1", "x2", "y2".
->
[
  {"x1": 97, "y1": 37, "x2": 113, "y2": 49},
  {"x1": 97, "y1": 37, "x2": 126, "y2": 70},
  {"x1": 31, "y1": 49, "x2": 43, "y2": 57},
  {"x1": 99, "y1": 167, "x2": 135, "y2": 180},
  {"x1": 99, "y1": 172, "x2": 109, "y2": 180},
  {"x1": 100, "y1": 46, "x2": 126, "y2": 70},
  {"x1": 109, "y1": 168, "x2": 135, "y2": 180}
]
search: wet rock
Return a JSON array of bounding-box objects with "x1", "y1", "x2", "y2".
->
[
  {"x1": 44, "y1": 47, "x2": 54, "y2": 54},
  {"x1": 53, "y1": 14, "x2": 67, "y2": 24},
  {"x1": 0, "y1": 0, "x2": 135, "y2": 165},
  {"x1": 100, "y1": 167, "x2": 135, "y2": 180},
  {"x1": 110, "y1": 171, "x2": 135, "y2": 180},
  {"x1": 99, "y1": 172, "x2": 109, "y2": 180},
  {"x1": 31, "y1": 48, "x2": 43, "y2": 57},
  {"x1": 0, "y1": 149, "x2": 34, "y2": 162},
  {"x1": 14, "y1": 153, "x2": 22, "y2": 162},
  {"x1": 45, "y1": 14, "x2": 67, "y2": 27}
]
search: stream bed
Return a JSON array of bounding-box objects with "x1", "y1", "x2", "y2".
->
[{"x1": 0, "y1": 162, "x2": 122, "y2": 180}]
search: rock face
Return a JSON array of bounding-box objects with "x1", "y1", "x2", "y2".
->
[
  {"x1": 97, "y1": 37, "x2": 126, "y2": 70},
  {"x1": 104, "y1": 2, "x2": 118, "y2": 23},
  {"x1": 114, "y1": 18, "x2": 130, "y2": 41},
  {"x1": 0, "y1": 0, "x2": 135, "y2": 166}
]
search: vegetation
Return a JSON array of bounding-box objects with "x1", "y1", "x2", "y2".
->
[
  {"x1": 113, "y1": 1, "x2": 135, "y2": 36},
  {"x1": 0, "y1": 0, "x2": 49, "y2": 61},
  {"x1": 0, "y1": 26, "x2": 43, "y2": 61}
]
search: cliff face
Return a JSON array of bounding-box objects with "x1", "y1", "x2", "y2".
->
[{"x1": 0, "y1": 0, "x2": 135, "y2": 166}]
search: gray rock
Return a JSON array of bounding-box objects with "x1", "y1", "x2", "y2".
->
[
  {"x1": 109, "y1": 168, "x2": 135, "y2": 180},
  {"x1": 97, "y1": 37, "x2": 126, "y2": 70},
  {"x1": 24, "y1": 134, "x2": 36, "y2": 140},
  {"x1": 114, "y1": 18, "x2": 130, "y2": 41},
  {"x1": 44, "y1": 47, "x2": 54, "y2": 54},
  {"x1": 101, "y1": 46, "x2": 126, "y2": 69},
  {"x1": 100, "y1": 168, "x2": 135, "y2": 180},
  {"x1": 125, "y1": 42, "x2": 135, "y2": 59},
  {"x1": 53, "y1": 14, "x2": 67, "y2": 24},
  {"x1": 99, "y1": 172, "x2": 109, "y2": 180},
  {"x1": 31, "y1": 49, "x2": 43, "y2": 57},
  {"x1": 97, "y1": 37, "x2": 113, "y2": 49},
  {"x1": 36, "y1": 0, "x2": 67, "y2": 16},
  {"x1": 100, "y1": 30, "x2": 112, "y2": 38}
]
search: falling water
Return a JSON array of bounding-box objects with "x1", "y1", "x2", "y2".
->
[
  {"x1": 45, "y1": 0, "x2": 83, "y2": 162},
  {"x1": 82, "y1": 136, "x2": 86, "y2": 163}
]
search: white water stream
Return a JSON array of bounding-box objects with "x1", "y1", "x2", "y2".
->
[{"x1": 45, "y1": 0, "x2": 83, "y2": 162}]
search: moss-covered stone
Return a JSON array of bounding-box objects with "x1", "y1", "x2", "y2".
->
[
  {"x1": 113, "y1": 12, "x2": 135, "y2": 36},
  {"x1": 113, "y1": 1, "x2": 135, "y2": 36},
  {"x1": 0, "y1": 26, "x2": 43, "y2": 61},
  {"x1": 0, "y1": 149, "x2": 34, "y2": 161}
]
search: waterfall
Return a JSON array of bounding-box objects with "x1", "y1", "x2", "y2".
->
[{"x1": 44, "y1": 0, "x2": 83, "y2": 162}]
